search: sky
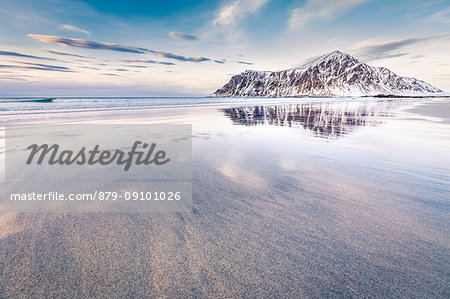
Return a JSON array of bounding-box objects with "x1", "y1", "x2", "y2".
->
[{"x1": 0, "y1": 0, "x2": 449, "y2": 96}]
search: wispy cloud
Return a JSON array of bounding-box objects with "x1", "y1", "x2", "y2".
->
[
  {"x1": 426, "y1": 6, "x2": 450, "y2": 24},
  {"x1": 27, "y1": 34, "x2": 213, "y2": 62},
  {"x1": 0, "y1": 76, "x2": 28, "y2": 81},
  {"x1": 41, "y1": 49, "x2": 89, "y2": 58},
  {"x1": 122, "y1": 65, "x2": 149, "y2": 68},
  {"x1": 354, "y1": 32, "x2": 450, "y2": 61},
  {"x1": 0, "y1": 50, "x2": 54, "y2": 60},
  {"x1": 380, "y1": 52, "x2": 409, "y2": 59},
  {"x1": 0, "y1": 63, "x2": 72, "y2": 72},
  {"x1": 121, "y1": 59, "x2": 175, "y2": 66},
  {"x1": 237, "y1": 60, "x2": 253, "y2": 65},
  {"x1": 27, "y1": 34, "x2": 148, "y2": 54},
  {"x1": 213, "y1": 0, "x2": 269, "y2": 26},
  {"x1": 15, "y1": 61, "x2": 71, "y2": 70},
  {"x1": 169, "y1": 32, "x2": 199, "y2": 41},
  {"x1": 154, "y1": 52, "x2": 210, "y2": 62},
  {"x1": 80, "y1": 66, "x2": 100, "y2": 70},
  {"x1": 61, "y1": 24, "x2": 90, "y2": 35},
  {"x1": 411, "y1": 54, "x2": 424, "y2": 59},
  {"x1": 289, "y1": 0, "x2": 368, "y2": 30}
]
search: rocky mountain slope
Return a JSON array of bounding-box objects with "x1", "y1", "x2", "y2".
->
[{"x1": 212, "y1": 51, "x2": 443, "y2": 97}]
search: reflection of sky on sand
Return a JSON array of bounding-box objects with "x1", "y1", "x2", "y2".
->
[{"x1": 0, "y1": 98, "x2": 449, "y2": 297}]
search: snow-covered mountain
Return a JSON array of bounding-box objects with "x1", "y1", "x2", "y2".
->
[{"x1": 212, "y1": 51, "x2": 443, "y2": 97}]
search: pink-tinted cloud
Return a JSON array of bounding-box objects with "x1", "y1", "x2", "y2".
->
[{"x1": 28, "y1": 34, "x2": 214, "y2": 63}]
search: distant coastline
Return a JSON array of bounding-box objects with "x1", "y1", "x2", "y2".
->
[{"x1": 207, "y1": 94, "x2": 450, "y2": 99}]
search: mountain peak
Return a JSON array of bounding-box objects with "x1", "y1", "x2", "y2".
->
[
  {"x1": 313, "y1": 50, "x2": 357, "y2": 64},
  {"x1": 294, "y1": 50, "x2": 357, "y2": 70},
  {"x1": 326, "y1": 50, "x2": 345, "y2": 57}
]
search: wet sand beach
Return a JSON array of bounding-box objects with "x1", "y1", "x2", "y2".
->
[{"x1": 0, "y1": 97, "x2": 449, "y2": 297}]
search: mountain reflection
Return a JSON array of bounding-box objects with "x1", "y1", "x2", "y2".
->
[{"x1": 222, "y1": 101, "x2": 395, "y2": 138}]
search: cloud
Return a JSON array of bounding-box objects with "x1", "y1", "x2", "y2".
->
[
  {"x1": 61, "y1": 24, "x2": 90, "y2": 35},
  {"x1": 411, "y1": 54, "x2": 424, "y2": 59},
  {"x1": 0, "y1": 76, "x2": 27, "y2": 81},
  {"x1": 41, "y1": 49, "x2": 89, "y2": 58},
  {"x1": 354, "y1": 32, "x2": 450, "y2": 61},
  {"x1": 121, "y1": 59, "x2": 175, "y2": 66},
  {"x1": 237, "y1": 61, "x2": 253, "y2": 65},
  {"x1": 426, "y1": 7, "x2": 450, "y2": 24},
  {"x1": 289, "y1": 0, "x2": 368, "y2": 30},
  {"x1": 122, "y1": 65, "x2": 149, "y2": 68},
  {"x1": 80, "y1": 66, "x2": 100, "y2": 70},
  {"x1": 153, "y1": 52, "x2": 210, "y2": 62},
  {"x1": 381, "y1": 52, "x2": 409, "y2": 59},
  {"x1": 15, "y1": 61, "x2": 71, "y2": 70},
  {"x1": 213, "y1": 0, "x2": 269, "y2": 26},
  {"x1": 0, "y1": 63, "x2": 72, "y2": 72},
  {"x1": 0, "y1": 50, "x2": 54, "y2": 60},
  {"x1": 27, "y1": 34, "x2": 148, "y2": 54},
  {"x1": 27, "y1": 34, "x2": 213, "y2": 63},
  {"x1": 169, "y1": 32, "x2": 199, "y2": 41},
  {"x1": 214, "y1": 59, "x2": 226, "y2": 64}
]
